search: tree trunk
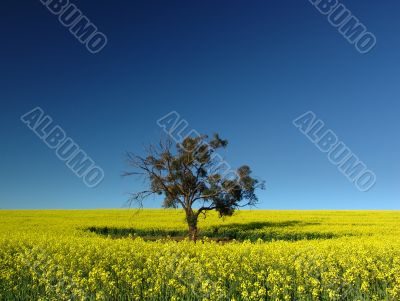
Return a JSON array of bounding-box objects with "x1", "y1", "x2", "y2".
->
[
  {"x1": 188, "y1": 224, "x2": 198, "y2": 242},
  {"x1": 186, "y1": 210, "x2": 198, "y2": 242}
]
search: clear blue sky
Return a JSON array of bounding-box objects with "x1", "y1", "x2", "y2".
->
[{"x1": 1, "y1": 1, "x2": 399, "y2": 209}]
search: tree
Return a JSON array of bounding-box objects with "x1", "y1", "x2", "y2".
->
[{"x1": 124, "y1": 133, "x2": 265, "y2": 241}]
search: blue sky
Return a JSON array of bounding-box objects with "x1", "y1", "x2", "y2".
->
[{"x1": 0, "y1": 0, "x2": 399, "y2": 209}]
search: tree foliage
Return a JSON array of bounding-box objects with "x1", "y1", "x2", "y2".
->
[{"x1": 124, "y1": 133, "x2": 265, "y2": 240}]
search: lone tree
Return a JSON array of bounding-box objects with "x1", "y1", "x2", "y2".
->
[{"x1": 124, "y1": 134, "x2": 264, "y2": 241}]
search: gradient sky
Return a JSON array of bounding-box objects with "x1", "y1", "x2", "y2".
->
[{"x1": 1, "y1": 0, "x2": 399, "y2": 209}]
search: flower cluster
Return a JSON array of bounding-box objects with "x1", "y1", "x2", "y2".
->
[{"x1": 1, "y1": 210, "x2": 400, "y2": 300}]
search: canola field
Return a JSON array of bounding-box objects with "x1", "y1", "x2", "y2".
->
[{"x1": 1, "y1": 210, "x2": 400, "y2": 300}]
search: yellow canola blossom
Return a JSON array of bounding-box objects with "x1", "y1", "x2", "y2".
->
[{"x1": 1, "y1": 209, "x2": 400, "y2": 300}]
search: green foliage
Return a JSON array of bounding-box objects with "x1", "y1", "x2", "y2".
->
[{"x1": 125, "y1": 133, "x2": 264, "y2": 239}]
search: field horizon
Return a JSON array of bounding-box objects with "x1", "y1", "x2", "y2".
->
[{"x1": 2, "y1": 209, "x2": 400, "y2": 299}]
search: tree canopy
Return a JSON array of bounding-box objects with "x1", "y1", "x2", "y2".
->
[{"x1": 124, "y1": 133, "x2": 265, "y2": 240}]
